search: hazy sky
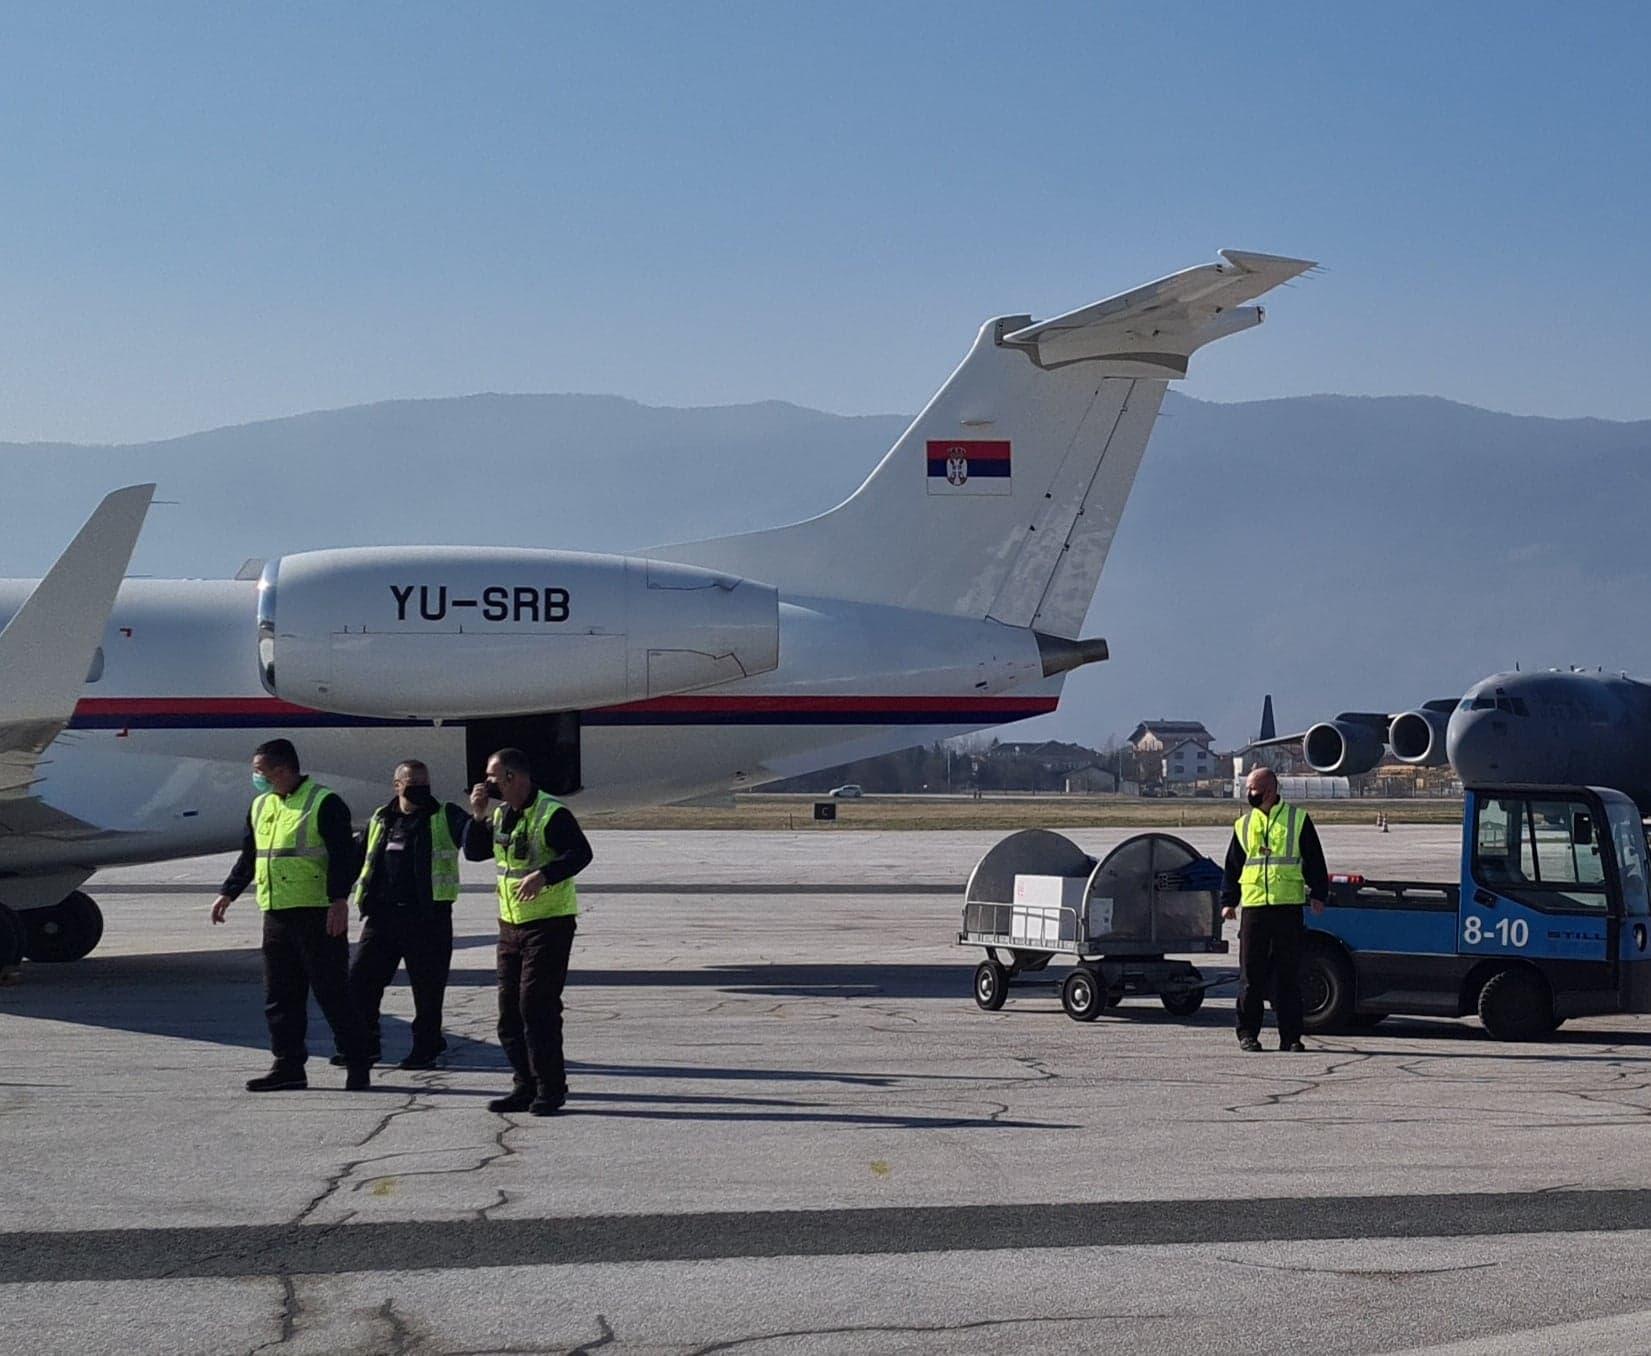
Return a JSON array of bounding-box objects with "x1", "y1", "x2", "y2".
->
[{"x1": 4, "y1": 2, "x2": 1650, "y2": 444}]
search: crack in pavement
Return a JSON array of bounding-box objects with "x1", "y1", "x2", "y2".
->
[
  {"x1": 569, "y1": 1313, "x2": 616, "y2": 1354},
  {"x1": 377, "y1": 1296, "x2": 417, "y2": 1355},
  {"x1": 246, "y1": 1274, "x2": 301, "y2": 1355},
  {"x1": 1215, "y1": 1255, "x2": 1500, "y2": 1279},
  {"x1": 684, "y1": 1309, "x2": 1162, "y2": 1353}
]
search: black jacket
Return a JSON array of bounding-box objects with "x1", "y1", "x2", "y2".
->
[{"x1": 356, "y1": 799, "x2": 473, "y2": 915}]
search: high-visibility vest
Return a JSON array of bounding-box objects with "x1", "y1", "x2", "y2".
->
[
  {"x1": 492, "y1": 790, "x2": 579, "y2": 924},
  {"x1": 1235, "y1": 800, "x2": 1309, "y2": 906},
  {"x1": 351, "y1": 804, "x2": 460, "y2": 910},
  {"x1": 252, "y1": 780, "x2": 339, "y2": 911}
]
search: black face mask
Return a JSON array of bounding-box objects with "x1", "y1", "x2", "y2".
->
[
  {"x1": 403, "y1": 785, "x2": 437, "y2": 810},
  {"x1": 1247, "y1": 790, "x2": 1267, "y2": 808},
  {"x1": 484, "y1": 779, "x2": 502, "y2": 800}
]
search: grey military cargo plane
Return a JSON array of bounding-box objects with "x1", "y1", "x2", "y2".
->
[{"x1": 1264, "y1": 669, "x2": 1651, "y2": 814}]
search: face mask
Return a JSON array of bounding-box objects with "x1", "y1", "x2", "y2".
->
[
  {"x1": 252, "y1": 772, "x2": 273, "y2": 794},
  {"x1": 1247, "y1": 790, "x2": 1266, "y2": 808},
  {"x1": 484, "y1": 779, "x2": 502, "y2": 799},
  {"x1": 403, "y1": 785, "x2": 436, "y2": 809}
]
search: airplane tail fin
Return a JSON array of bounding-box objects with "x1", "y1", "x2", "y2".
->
[
  {"x1": 1259, "y1": 694, "x2": 1277, "y2": 742},
  {"x1": 646, "y1": 250, "x2": 1313, "y2": 636}
]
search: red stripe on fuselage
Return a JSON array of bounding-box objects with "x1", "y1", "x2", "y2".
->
[{"x1": 72, "y1": 694, "x2": 1059, "y2": 720}]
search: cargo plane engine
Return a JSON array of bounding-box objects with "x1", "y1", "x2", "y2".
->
[{"x1": 1301, "y1": 716, "x2": 1388, "y2": 776}]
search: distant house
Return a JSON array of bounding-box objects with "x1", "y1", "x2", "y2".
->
[
  {"x1": 1064, "y1": 764, "x2": 1138, "y2": 795},
  {"x1": 993, "y1": 740, "x2": 1100, "y2": 773},
  {"x1": 1127, "y1": 720, "x2": 1216, "y2": 756},
  {"x1": 1161, "y1": 738, "x2": 1222, "y2": 785}
]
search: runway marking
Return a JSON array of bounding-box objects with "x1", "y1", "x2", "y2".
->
[{"x1": 5, "y1": 1188, "x2": 1651, "y2": 1283}]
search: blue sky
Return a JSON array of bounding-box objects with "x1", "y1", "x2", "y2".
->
[{"x1": 3, "y1": 1, "x2": 1649, "y2": 443}]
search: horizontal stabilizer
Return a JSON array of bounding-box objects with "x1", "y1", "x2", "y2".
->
[{"x1": 1001, "y1": 250, "x2": 1315, "y2": 375}]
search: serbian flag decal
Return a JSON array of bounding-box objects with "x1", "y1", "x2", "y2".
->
[{"x1": 926, "y1": 440, "x2": 1012, "y2": 496}]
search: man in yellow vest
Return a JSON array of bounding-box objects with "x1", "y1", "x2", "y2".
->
[
  {"x1": 465, "y1": 747, "x2": 593, "y2": 1116},
  {"x1": 209, "y1": 739, "x2": 374, "y2": 1090},
  {"x1": 1220, "y1": 766, "x2": 1330, "y2": 1052},
  {"x1": 337, "y1": 759, "x2": 472, "y2": 1071}
]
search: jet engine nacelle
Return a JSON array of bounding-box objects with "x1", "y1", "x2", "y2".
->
[
  {"x1": 258, "y1": 547, "x2": 780, "y2": 719},
  {"x1": 1388, "y1": 709, "x2": 1450, "y2": 767},
  {"x1": 1302, "y1": 719, "x2": 1386, "y2": 776}
]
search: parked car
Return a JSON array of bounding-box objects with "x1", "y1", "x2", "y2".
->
[{"x1": 830, "y1": 784, "x2": 864, "y2": 798}]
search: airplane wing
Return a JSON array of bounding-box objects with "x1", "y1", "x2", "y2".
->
[
  {"x1": 1001, "y1": 249, "x2": 1316, "y2": 375},
  {"x1": 0, "y1": 484, "x2": 156, "y2": 798},
  {"x1": 1251, "y1": 711, "x2": 1392, "y2": 750}
]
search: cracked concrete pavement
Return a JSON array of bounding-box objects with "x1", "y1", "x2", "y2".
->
[{"x1": 8, "y1": 824, "x2": 1651, "y2": 1353}]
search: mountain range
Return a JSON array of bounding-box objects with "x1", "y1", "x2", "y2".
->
[{"x1": 4, "y1": 390, "x2": 1648, "y2": 749}]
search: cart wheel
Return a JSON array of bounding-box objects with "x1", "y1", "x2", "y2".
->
[
  {"x1": 1160, "y1": 987, "x2": 1204, "y2": 1017},
  {"x1": 1061, "y1": 969, "x2": 1104, "y2": 1022},
  {"x1": 973, "y1": 959, "x2": 1009, "y2": 1011}
]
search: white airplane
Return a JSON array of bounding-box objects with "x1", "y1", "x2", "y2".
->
[{"x1": 0, "y1": 250, "x2": 1313, "y2": 964}]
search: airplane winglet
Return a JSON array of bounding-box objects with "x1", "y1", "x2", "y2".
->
[{"x1": 0, "y1": 484, "x2": 155, "y2": 737}]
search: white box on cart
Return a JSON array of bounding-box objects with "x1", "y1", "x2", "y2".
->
[{"x1": 1010, "y1": 875, "x2": 1085, "y2": 943}]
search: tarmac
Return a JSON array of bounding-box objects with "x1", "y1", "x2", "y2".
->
[{"x1": 7, "y1": 822, "x2": 1651, "y2": 1354}]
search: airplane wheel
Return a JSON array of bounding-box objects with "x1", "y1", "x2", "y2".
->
[
  {"x1": 22, "y1": 891, "x2": 104, "y2": 963},
  {"x1": 0, "y1": 904, "x2": 24, "y2": 969}
]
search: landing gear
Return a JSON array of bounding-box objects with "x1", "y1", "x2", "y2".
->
[
  {"x1": 0, "y1": 903, "x2": 24, "y2": 970},
  {"x1": 21, "y1": 891, "x2": 104, "y2": 963}
]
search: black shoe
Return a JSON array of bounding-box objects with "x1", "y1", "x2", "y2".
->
[
  {"x1": 1282, "y1": 1040, "x2": 1307, "y2": 1052},
  {"x1": 398, "y1": 1049, "x2": 441, "y2": 1071},
  {"x1": 247, "y1": 1065, "x2": 307, "y2": 1092},
  {"x1": 1238, "y1": 1035, "x2": 1263, "y2": 1053},
  {"x1": 330, "y1": 1049, "x2": 379, "y2": 1068},
  {"x1": 529, "y1": 1093, "x2": 566, "y2": 1117},
  {"x1": 488, "y1": 1086, "x2": 535, "y2": 1114},
  {"x1": 345, "y1": 1063, "x2": 372, "y2": 1091}
]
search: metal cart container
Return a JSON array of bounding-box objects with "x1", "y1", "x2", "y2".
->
[{"x1": 959, "y1": 829, "x2": 1229, "y2": 1021}]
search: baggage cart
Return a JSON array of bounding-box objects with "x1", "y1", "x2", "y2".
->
[{"x1": 959, "y1": 829, "x2": 1228, "y2": 1021}]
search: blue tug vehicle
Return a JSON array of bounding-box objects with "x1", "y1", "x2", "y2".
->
[{"x1": 1302, "y1": 785, "x2": 1651, "y2": 1039}]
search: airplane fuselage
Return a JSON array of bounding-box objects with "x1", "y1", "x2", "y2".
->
[
  {"x1": 0, "y1": 577, "x2": 1061, "y2": 877},
  {"x1": 1447, "y1": 669, "x2": 1651, "y2": 812}
]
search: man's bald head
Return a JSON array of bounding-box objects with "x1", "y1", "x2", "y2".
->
[{"x1": 1245, "y1": 765, "x2": 1279, "y2": 808}]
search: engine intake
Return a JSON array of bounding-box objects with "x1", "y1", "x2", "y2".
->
[
  {"x1": 1302, "y1": 719, "x2": 1386, "y2": 776},
  {"x1": 258, "y1": 547, "x2": 779, "y2": 719},
  {"x1": 1388, "y1": 709, "x2": 1450, "y2": 767}
]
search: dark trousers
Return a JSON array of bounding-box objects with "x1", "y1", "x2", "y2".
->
[
  {"x1": 349, "y1": 905, "x2": 454, "y2": 1055},
  {"x1": 263, "y1": 908, "x2": 371, "y2": 1067},
  {"x1": 1235, "y1": 904, "x2": 1306, "y2": 1044},
  {"x1": 497, "y1": 916, "x2": 577, "y2": 1096}
]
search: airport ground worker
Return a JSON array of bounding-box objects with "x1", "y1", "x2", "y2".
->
[
  {"x1": 466, "y1": 747, "x2": 594, "y2": 1116},
  {"x1": 1220, "y1": 765, "x2": 1330, "y2": 1052},
  {"x1": 210, "y1": 739, "x2": 374, "y2": 1091},
  {"x1": 334, "y1": 759, "x2": 472, "y2": 1071}
]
